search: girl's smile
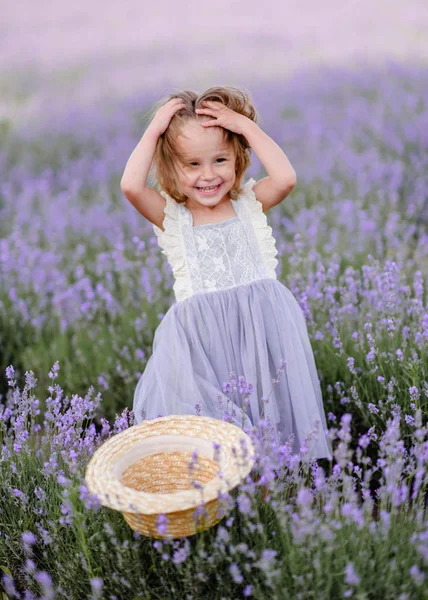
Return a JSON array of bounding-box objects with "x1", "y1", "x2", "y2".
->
[{"x1": 194, "y1": 182, "x2": 223, "y2": 196}]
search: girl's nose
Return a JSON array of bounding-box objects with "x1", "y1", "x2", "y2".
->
[{"x1": 202, "y1": 167, "x2": 215, "y2": 179}]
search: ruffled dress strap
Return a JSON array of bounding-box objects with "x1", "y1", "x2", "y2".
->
[
  {"x1": 239, "y1": 178, "x2": 279, "y2": 277},
  {"x1": 152, "y1": 190, "x2": 193, "y2": 302}
]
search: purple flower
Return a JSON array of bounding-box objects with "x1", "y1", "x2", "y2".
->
[
  {"x1": 366, "y1": 349, "x2": 375, "y2": 362},
  {"x1": 156, "y1": 513, "x2": 168, "y2": 536},
  {"x1": 5, "y1": 365, "x2": 15, "y2": 381},
  {"x1": 35, "y1": 571, "x2": 54, "y2": 599},
  {"x1": 341, "y1": 414, "x2": 352, "y2": 425},
  {"x1": 345, "y1": 562, "x2": 360, "y2": 585},
  {"x1": 1, "y1": 574, "x2": 18, "y2": 598},
  {"x1": 409, "y1": 565, "x2": 425, "y2": 586},
  {"x1": 358, "y1": 433, "x2": 370, "y2": 449},
  {"x1": 79, "y1": 484, "x2": 101, "y2": 510},
  {"x1": 59, "y1": 498, "x2": 73, "y2": 526},
  {"x1": 258, "y1": 548, "x2": 278, "y2": 571},
  {"x1": 229, "y1": 563, "x2": 243, "y2": 584},
  {"x1": 48, "y1": 361, "x2": 60, "y2": 380},
  {"x1": 237, "y1": 493, "x2": 252, "y2": 514},
  {"x1": 296, "y1": 487, "x2": 313, "y2": 508},
  {"x1": 21, "y1": 531, "x2": 37, "y2": 546},
  {"x1": 172, "y1": 539, "x2": 190, "y2": 564},
  {"x1": 113, "y1": 408, "x2": 131, "y2": 433},
  {"x1": 409, "y1": 386, "x2": 420, "y2": 401},
  {"x1": 11, "y1": 488, "x2": 28, "y2": 505},
  {"x1": 222, "y1": 381, "x2": 233, "y2": 394},
  {"x1": 25, "y1": 559, "x2": 36, "y2": 574},
  {"x1": 346, "y1": 357, "x2": 357, "y2": 375},
  {"x1": 90, "y1": 577, "x2": 103, "y2": 596}
]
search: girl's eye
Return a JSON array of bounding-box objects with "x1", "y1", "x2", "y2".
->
[{"x1": 189, "y1": 159, "x2": 226, "y2": 166}]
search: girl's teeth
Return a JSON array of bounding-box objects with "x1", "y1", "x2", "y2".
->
[{"x1": 198, "y1": 185, "x2": 219, "y2": 191}]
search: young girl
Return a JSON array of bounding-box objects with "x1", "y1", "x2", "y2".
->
[{"x1": 121, "y1": 86, "x2": 332, "y2": 460}]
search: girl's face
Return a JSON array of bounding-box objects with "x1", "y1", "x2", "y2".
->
[{"x1": 173, "y1": 119, "x2": 237, "y2": 210}]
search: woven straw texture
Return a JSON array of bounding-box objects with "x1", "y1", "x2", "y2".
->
[{"x1": 85, "y1": 415, "x2": 255, "y2": 538}]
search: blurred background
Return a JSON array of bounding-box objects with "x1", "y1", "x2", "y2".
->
[
  {"x1": 2, "y1": 0, "x2": 428, "y2": 126},
  {"x1": 1, "y1": 0, "x2": 428, "y2": 421}
]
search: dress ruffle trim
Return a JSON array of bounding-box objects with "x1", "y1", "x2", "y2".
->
[
  {"x1": 153, "y1": 191, "x2": 190, "y2": 301},
  {"x1": 241, "y1": 178, "x2": 279, "y2": 276},
  {"x1": 153, "y1": 179, "x2": 279, "y2": 301}
]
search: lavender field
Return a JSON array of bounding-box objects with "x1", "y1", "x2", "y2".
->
[{"x1": 1, "y1": 1, "x2": 428, "y2": 598}]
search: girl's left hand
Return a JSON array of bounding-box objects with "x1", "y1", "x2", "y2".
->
[{"x1": 195, "y1": 101, "x2": 249, "y2": 134}]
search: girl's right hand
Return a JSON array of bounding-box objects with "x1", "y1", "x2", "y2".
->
[{"x1": 148, "y1": 98, "x2": 187, "y2": 136}]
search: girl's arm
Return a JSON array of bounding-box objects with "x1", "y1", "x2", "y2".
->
[
  {"x1": 240, "y1": 120, "x2": 297, "y2": 212},
  {"x1": 120, "y1": 127, "x2": 160, "y2": 194},
  {"x1": 120, "y1": 128, "x2": 167, "y2": 230},
  {"x1": 120, "y1": 98, "x2": 186, "y2": 229}
]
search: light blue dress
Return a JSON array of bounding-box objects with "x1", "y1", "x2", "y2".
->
[{"x1": 133, "y1": 178, "x2": 332, "y2": 459}]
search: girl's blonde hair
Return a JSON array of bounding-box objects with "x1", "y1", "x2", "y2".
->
[{"x1": 148, "y1": 86, "x2": 259, "y2": 204}]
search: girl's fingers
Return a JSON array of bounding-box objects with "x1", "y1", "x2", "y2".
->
[{"x1": 197, "y1": 103, "x2": 220, "y2": 111}]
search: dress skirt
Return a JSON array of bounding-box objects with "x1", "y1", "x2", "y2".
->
[{"x1": 133, "y1": 277, "x2": 333, "y2": 459}]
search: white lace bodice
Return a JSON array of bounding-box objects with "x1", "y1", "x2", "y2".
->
[{"x1": 153, "y1": 178, "x2": 279, "y2": 302}]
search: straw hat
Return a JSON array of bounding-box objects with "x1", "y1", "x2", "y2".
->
[{"x1": 85, "y1": 415, "x2": 255, "y2": 539}]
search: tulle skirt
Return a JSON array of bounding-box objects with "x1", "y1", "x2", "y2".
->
[{"x1": 133, "y1": 278, "x2": 333, "y2": 459}]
